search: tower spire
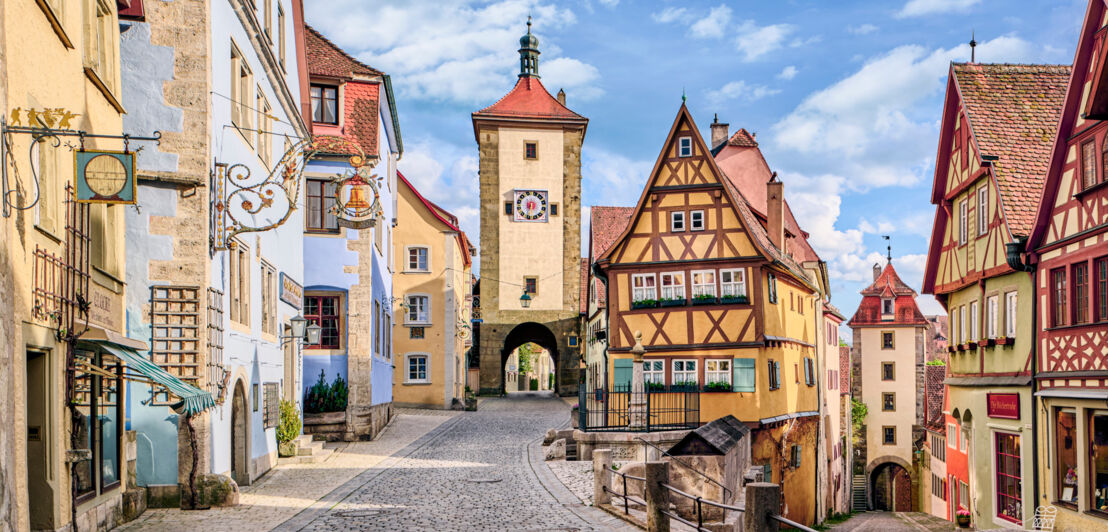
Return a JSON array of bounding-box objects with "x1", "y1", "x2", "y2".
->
[
  {"x1": 518, "y1": 16, "x2": 540, "y2": 78},
  {"x1": 969, "y1": 30, "x2": 977, "y2": 63},
  {"x1": 883, "y1": 235, "x2": 892, "y2": 263}
]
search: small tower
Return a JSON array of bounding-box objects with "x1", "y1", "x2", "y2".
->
[{"x1": 519, "y1": 16, "x2": 540, "y2": 77}]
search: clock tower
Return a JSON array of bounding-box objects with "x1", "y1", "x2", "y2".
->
[{"x1": 472, "y1": 19, "x2": 588, "y2": 395}]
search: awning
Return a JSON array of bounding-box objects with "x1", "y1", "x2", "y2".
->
[
  {"x1": 1034, "y1": 388, "x2": 1108, "y2": 401},
  {"x1": 97, "y1": 343, "x2": 216, "y2": 415}
]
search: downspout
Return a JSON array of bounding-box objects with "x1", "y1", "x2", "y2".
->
[
  {"x1": 1004, "y1": 237, "x2": 1037, "y2": 511},
  {"x1": 593, "y1": 261, "x2": 610, "y2": 389}
]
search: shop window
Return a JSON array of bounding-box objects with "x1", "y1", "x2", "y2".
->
[
  {"x1": 305, "y1": 294, "x2": 341, "y2": 349},
  {"x1": 1056, "y1": 409, "x2": 1078, "y2": 506},
  {"x1": 995, "y1": 432, "x2": 1022, "y2": 524},
  {"x1": 72, "y1": 349, "x2": 122, "y2": 501},
  {"x1": 306, "y1": 179, "x2": 339, "y2": 232},
  {"x1": 1090, "y1": 411, "x2": 1108, "y2": 513}
]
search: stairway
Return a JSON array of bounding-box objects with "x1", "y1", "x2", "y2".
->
[
  {"x1": 851, "y1": 475, "x2": 868, "y2": 512},
  {"x1": 278, "y1": 435, "x2": 334, "y2": 465},
  {"x1": 565, "y1": 439, "x2": 578, "y2": 461}
]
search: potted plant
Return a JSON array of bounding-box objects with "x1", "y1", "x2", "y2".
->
[
  {"x1": 659, "y1": 297, "x2": 686, "y2": 307},
  {"x1": 276, "y1": 399, "x2": 302, "y2": 458},
  {"x1": 632, "y1": 298, "x2": 658, "y2": 309},
  {"x1": 464, "y1": 386, "x2": 477, "y2": 411},
  {"x1": 672, "y1": 380, "x2": 698, "y2": 392},
  {"x1": 645, "y1": 381, "x2": 666, "y2": 391},
  {"x1": 704, "y1": 381, "x2": 732, "y2": 392},
  {"x1": 693, "y1": 293, "x2": 718, "y2": 306},
  {"x1": 956, "y1": 509, "x2": 971, "y2": 528}
]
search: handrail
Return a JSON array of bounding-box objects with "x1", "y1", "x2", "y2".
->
[
  {"x1": 635, "y1": 436, "x2": 733, "y2": 500},
  {"x1": 770, "y1": 513, "x2": 818, "y2": 532},
  {"x1": 604, "y1": 467, "x2": 646, "y2": 515},
  {"x1": 660, "y1": 483, "x2": 743, "y2": 512}
]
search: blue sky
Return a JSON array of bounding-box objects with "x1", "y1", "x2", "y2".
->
[{"x1": 305, "y1": 0, "x2": 1087, "y2": 330}]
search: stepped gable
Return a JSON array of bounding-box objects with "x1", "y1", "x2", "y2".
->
[{"x1": 848, "y1": 262, "x2": 928, "y2": 327}]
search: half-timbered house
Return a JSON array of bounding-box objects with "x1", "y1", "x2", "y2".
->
[
  {"x1": 596, "y1": 105, "x2": 823, "y2": 526},
  {"x1": 1025, "y1": 1, "x2": 1108, "y2": 528},
  {"x1": 922, "y1": 61, "x2": 1068, "y2": 529}
]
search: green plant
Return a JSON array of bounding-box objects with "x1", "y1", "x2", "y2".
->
[
  {"x1": 694, "y1": 293, "x2": 716, "y2": 301},
  {"x1": 851, "y1": 398, "x2": 868, "y2": 444},
  {"x1": 276, "y1": 399, "x2": 301, "y2": 444},
  {"x1": 529, "y1": 377, "x2": 539, "y2": 391},
  {"x1": 304, "y1": 370, "x2": 329, "y2": 414},
  {"x1": 926, "y1": 359, "x2": 947, "y2": 366},
  {"x1": 672, "y1": 380, "x2": 698, "y2": 390},
  {"x1": 645, "y1": 381, "x2": 666, "y2": 391},
  {"x1": 704, "y1": 381, "x2": 732, "y2": 392},
  {"x1": 548, "y1": 372, "x2": 555, "y2": 389},
  {"x1": 632, "y1": 298, "x2": 658, "y2": 308},
  {"x1": 327, "y1": 374, "x2": 348, "y2": 412}
]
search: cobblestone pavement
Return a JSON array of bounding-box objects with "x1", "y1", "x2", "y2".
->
[
  {"x1": 829, "y1": 511, "x2": 960, "y2": 531},
  {"x1": 118, "y1": 411, "x2": 458, "y2": 532},
  {"x1": 293, "y1": 393, "x2": 634, "y2": 531},
  {"x1": 547, "y1": 459, "x2": 594, "y2": 506}
]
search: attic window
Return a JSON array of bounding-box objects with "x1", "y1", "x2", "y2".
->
[
  {"x1": 678, "y1": 137, "x2": 692, "y2": 157},
  {"x1": 882, "y1": 298, "x2": 894, "y2": 317},
  {"x1": 310, "y1": 84, "x2": 338, "y2": 124}
]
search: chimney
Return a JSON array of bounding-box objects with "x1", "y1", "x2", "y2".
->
[
  {"x1": 872, "y1": 263, "x2": 882, "y2": 281},
  {"x1": 767, "y1": 172, "x2": 784, "y2": 251},
  {"x1": 710, "y1": 113, "x2": 729, "y2": 149},
  {"x1": 557, "y1": 88, "x2": 566, "y2": 106}
]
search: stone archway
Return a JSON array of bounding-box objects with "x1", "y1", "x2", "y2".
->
[
  {"x1": 867, "y1": 456, "x2": 913, "y2": 511},
  {"x1": 501, "y1": 322, "x2": 559, "y2": 395},
  {"x1": 230, "y1": 380, "x2": 250, "y2": 486}
]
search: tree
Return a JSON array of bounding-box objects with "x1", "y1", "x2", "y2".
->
[{"x1": 517, "y1": 343, "x2": 539, "y2": 375}]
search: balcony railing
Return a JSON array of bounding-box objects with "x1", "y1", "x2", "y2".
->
[{"x1": 578, "y1": 383, "x2": 699, "y2": 432}]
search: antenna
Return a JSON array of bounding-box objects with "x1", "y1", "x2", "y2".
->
[{"x1": 969, "y1": 30, "x2": 977, "y2": 63}]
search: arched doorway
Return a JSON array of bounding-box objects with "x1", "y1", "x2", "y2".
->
[
  {"x1": 230, "y1": 381, "x2": 249, "y2": 486},
  {"x1": 871, "y1": 461, "x2": 912, "y2": 511},
  {"x1": 501, "y1": 322, "x2": 559, "y2": 395}
]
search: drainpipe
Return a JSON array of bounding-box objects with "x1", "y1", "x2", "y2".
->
[{"x1": 1005, "y1": 236, "x2": 1038, "y2": 512}]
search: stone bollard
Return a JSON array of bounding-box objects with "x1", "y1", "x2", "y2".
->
[
  {"x1": 593, "y1": 449, "x2": 612, "y2": 506},
  {"x1": 644, "y1": 461, "x2": 670, "y2": 532},
  {"x1": 743, "y1": 482, "x2": 781, "y2": 532}
]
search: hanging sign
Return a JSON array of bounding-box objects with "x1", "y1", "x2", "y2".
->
[
  {"x1": 331, "y1": 169, "x2": 382, "y2": 229},
  {"x1": 986, "y1": 393, "x2": 1020, "y2": 420},
  {"x1": 74, "y1": 150, "x2": 136, "y2": 204},
  {"x1": 279, "y1": 272, "x2": 303, "y2": 310}
]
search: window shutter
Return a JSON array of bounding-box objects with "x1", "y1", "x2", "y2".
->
[
  {"x1": 792, "y1": 445, "x2": 802, "y2": 468},
  {"x1": 773, "y1": 361, "x2": 781, "y2": 390},
  {"x1": 733, "y1": 358, "x2": 756, "y2": 392},
  {"x1": 763, "y1": 463, "x2": 772, "y2": 483},
  {"x1": 613, "y1": 359, "x2": 633, "y2": 390}
]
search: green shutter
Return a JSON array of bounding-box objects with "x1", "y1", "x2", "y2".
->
[
  {"x1": 733, "y1": 358, "x2": 756, "y2": 392},
  {"x1": 613, "y1": 359, "x2": 633, "y2": 390},
  {"x1": 772, "y1": 361, "x2": 781, "y2": 390},
  {"x1": 763, "y1": 463, "x2": 772, "y2": 483}
]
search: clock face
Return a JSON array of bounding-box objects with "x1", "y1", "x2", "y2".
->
[{"x1": 514, "y1": 190, "x2": 548, "y2": 222}]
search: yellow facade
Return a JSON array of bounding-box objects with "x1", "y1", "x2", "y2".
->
[{"x1": 392, "y1": 177, "x2": 471, "y2": 408}]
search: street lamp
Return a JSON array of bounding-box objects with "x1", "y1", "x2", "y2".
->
[
  {"x1": 284, "y1": 315, "x2": 321, "y2": 346},
  {"x1": 290, "y1": 315, "x2": 307, "y2": 339},
  {"x1": 306, "y1": 323, "x2": 322, "y2": 346},
  {"x1": 520, "y1": 291, "x2": 532, "y2": 309}
]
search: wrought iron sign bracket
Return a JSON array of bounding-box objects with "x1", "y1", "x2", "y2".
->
[{"x1": 1, "y1": 116, "x2": 161, "y2": 217}]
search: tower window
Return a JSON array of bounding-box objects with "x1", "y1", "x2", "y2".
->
[
  {"x1": 505, "y1": 202, "x2": 513, "y2": 215},
  {"x1": 678, "y1": 137, "x2": 692, "y2": 157},
  {"x1": 550, "y1": 203, "x2": 559, "y2": 216},
  {"x1": 881, "y1": 331, "x2": 894, "y2": 349},
  {"x1": 524, "y1": 276, "x2": 538, "y2": 295},
  {"x1": 524, "y1": 141, "x2": 537, "y2": 160}
]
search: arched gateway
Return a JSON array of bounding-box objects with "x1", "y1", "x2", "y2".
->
[{"x1": 472, "y1": 20, "x2": 586, "y2": 396}]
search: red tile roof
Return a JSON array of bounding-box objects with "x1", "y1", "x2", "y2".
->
[
  {"x1": 924, "y1": 365, "x2": 947, "y2": 431},
  {"x1": 305, "y1": 26, "x2": 382, "y2": 79},
  {"x1": 952, "y1": 63, "x2": 1069, "y2": 236},
  {"x1": 727, "y1": 128, "x2": 758, "y2": 147},
  {"x1": 848, "y1": 262, "x2": 928, "y2": 327},
  {"x1": 473, "y1": 77, "x2": 586, "y2": 121},
  {"x1": 589, "y1": 206, "x2": 634, "y2": 309},
  {"x1": 579, "y1": 258, "x2": 588, "y2": 315},
  {"x1": 398, "y1": 171, "x2": 471, "y2": 268}
]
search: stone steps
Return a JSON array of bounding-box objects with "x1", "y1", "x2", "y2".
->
[
  {"x1": 278, "y1": 435, "x2": 334, "y2": 465},
  {"x1": 851, "y1": 474, "x2": 867, "y2": 512}
]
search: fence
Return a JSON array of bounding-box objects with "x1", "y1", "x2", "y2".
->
[
  {"x1": 578, "y1": 383, "x2": 699, "y2": 432},
  {"x1": 593, "y1": 449, "x2": 816, "y2": 532}
]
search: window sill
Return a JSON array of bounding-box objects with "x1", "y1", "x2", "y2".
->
[
  {"x1": 305, "y1": 229, "x2": 343, "y2": 237},
  {"x1": 84, "y1": 67, "x2": 125, "y2": 114},
  {"x1": 405, "y1": 322, "x2": 432, "y2": 328},
  {"x1": 403, "y1": 270, "x2": 431, "y2": 274},
  {"x1": 403, "y1": 381, "x2": 432, "y2": 386},
  {"x1": 35, "y1": 224, "x2": 62, "y2": 244},
  {"x1": 1086, "y1": 509, "x2": 1108, "y2": 521},
  {"x1": 1074, "y1": 178, "x2": 1108, "y2": 200}
]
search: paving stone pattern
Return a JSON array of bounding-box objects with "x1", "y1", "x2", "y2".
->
[{"x1": 829, "y1": 511, "x2": 960, "y2": 531}]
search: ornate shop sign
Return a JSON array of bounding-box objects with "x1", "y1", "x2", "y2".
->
[
  {"x1": 986, "y1": 393, "x2": 1020, "y2": 420},
  {"x1": 279, "y1": 272, "x2": 303, "y2": 310},
  {"x1": 75, "y1": 150, "x2": 136, "y2": 204},
  {"x1": 331, "y1": 171, "x2": 381, "y2": 229}
]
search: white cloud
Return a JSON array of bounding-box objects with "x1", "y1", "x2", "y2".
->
[
  {"x1": 543, "y1": 57, "x2": 604, "y2": 101},
  {"x1": 651, "y1": 7, "x2": 690, "y2": 24},
  {"x1": 582, "y1": 148, "x2": 653, "y2": 208},
  {"x1": 689, "y1": 5, "x2": 733, "y2": 39},
  {"x1": 397, "y1": 136, "x2": 480, "y2": 244},
  {"x1": 705, "y1": 81, "x2": 780, "y2": 104},
  {"x1": 897, "y1": 0, "x2": 982, "y2": 18},
  {"x1": 597, "y1": 0, "x2": 619, "y2": 6},
  {"x1": 776, "y1": 66, "x2": 798, "y2": 80},
  {"x1": 848, "y1": 24, "x2": 879, "y2": 35},
  {"x1": 304, "y1": 1, "x2": 597, "y2": 104},
  {"x1": 734, "y1": 20, "x2": 795, "y2": 62}
]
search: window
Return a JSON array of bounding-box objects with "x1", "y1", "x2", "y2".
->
[
  {"x1": 720, "y1": 269, "x2": 746, "y2": 299},
  {"x1": 768, "y1": 360, "x2": 781, "y2": 390},
  {"x1": 803, "y1": 357, "x2": 814, "y2": 386},
  {"x1": 734, "y1": 358, "x2": 756, "y2": 392},
  {"x1": 958, "y1": 480, "x2": 969, "y2": 509},
  {"x1": 933, "y1": 473, "x2": 947, "y2": 500},
  {"x1": 406, "y1": 295, "x2": 430, "y2": 324},
  {"x1": 550, "y1": 203, "x2": 559, "y2": 216},
  {"x1": 261, "y1": 261, "x2": 277, "y2": 336},
  {"x1": 1074, "y1": 262, "x2": 1089, "y2": 325},
  {"x1": 310, "y1": 84, "x2": 338, "y2": 124},
  {"x1": 690, "y1": 210, "x2": 705, "y2": 231},
  {"x1": 231, "y1": 42, "x2": 254, "y2": 141},
  {"x1": 34, "y1": 138, "x2": 59, "y2": 234},
  {"x1": 977, "y1": 186, "x2": 988, "y2": 236},
  {"x1": 228, "y1": 241, "x2": 250, "y2": 326},
  {"x1": 1052, "y1": 268, "x2": 1067, "y2": 328},
  {"x1": 1098, "y1": 258, "x2": 1108, "y2": 322},
  {"x1": 84, "y1": 0, "x2": 120, "y2": 98},
  {"x1": 277, "y1": 5, "x2": 286, "y2": 71},
  {"x1": 672, "y1": 360, "x2": 697, "y2": 387},
  {"x1": 933, "y1": 434, "x2": 946, "y2": 462},
  {"x1": 883, "y1": 426, "x2": 896, "y2": 445},
  {"x1": 959, "y1": 306, "x2": 966, "y2": 344},
  {"x1": 767, "y1": 273, "x2": 777, "y2": 303},
  {"x1": 1056, "y1": 409, "x2": 1077, "y2": 505},
  {"x1": 959, "y1": 199, "x2": 968, "y2": 244},
  {"x1": 1083, "y1": 140, "x2": 1098, "y2": 189},
  {"x1": 986, "y1": 294, "x2": 998, "y2": 339},
  {"x1": 1005, "y1": 292, "x2": 1017, "y2": 338},
  {"x1": 373, "y1": 300, "x2": 381, "y2": 356},
  {"x1": 252, "y1": 384, "x2": 259, "y2": 413},
  {"x1": 410, "y1": 326, "x2": 424, "y2": 339},
  {"x1": 384, "y1": 314, "x2": 391, "y2": 361},
  {"x1": 881, "y1": 297, "x2": 894, "y2": 317},
  {"x1": 305, "y1": 295, "x2": 341, "y2": 349},
  {"x1": 644, "y1": 360, "x2": 664, "y2": 385},
  {"x1": 407, "y1": 354, "x2": 428, "y2": 383},
  {"x1": 407, "y1": 247, "x2": 429, "y2": 272},
  {"x1": 881, "y1": 331, "x2": 894, "y2": 349},
  {"x1": 72, "y1": 349, "x2": 122, "y2": 500},
  {"x1": 306, "y1": 179, "x2": 338, "y2": 232},
  {"x1": 969, "y1": 300, "x2": 979, "y2": 341},
  {"x1": 631, "y1": 274, "x2": 657, "y2": 302},
  {"x1": 790, "y1": 445, "x2": 802, "y2": 469},
  {"x1": 995, "y1": 432, "x2": 1022, "y2": 524},
  {"x1": 882, "y1": 362, "x2": 894, "y2": 381},
  {"x1": 524, "y1": 277, "x2": 538, "y2": 295},
  {"x1": 1090, "y1": 411, "x2": 1108, "y2": 511},
  {"x1": 263, "y1": 382, "x2": 278, "y2": 428},
  {"x1": 706, "y1": 360, "x2": 731, "y2": 386},
  {"x1": 692, "y1": 270, "x2": 716, "y2": 298},
  {"x1": 948, "y1": 424, "x2": 958, "y2": 449},
  {"x1": 659, "y1": 272, "x2": 685, "y2": 301},
  {"x1": 678, "y1": 136, "x2": 692, "y2": 157},
  {"x1": 257, "y1": 90, "x2": 272, "y2": 166},
  {"x1": 504, "y1": 202, "x2": 513, "y2": 215},
  {"x1": 670, "y1": 211, "x2": 685, "y2": 232},
  {"x1": 882, "y1": 392, "x2": 896, "y2": 412},
  {"x1": 524, "y1": 141, "x2": 537, "y2": 160}
]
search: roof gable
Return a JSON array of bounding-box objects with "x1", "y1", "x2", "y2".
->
[
  {"x1": 398, "y1": 172, "x2": 472, "y2": 267},
  {"x1": 849, "y1": 262, "x2": 928, "y2": 327},
  {"x1": 472, "y1": 77, "x2": 586, "y2": 122},
  {"x1": 305, "y1": 26, "x2": 382, "y2": 79}
]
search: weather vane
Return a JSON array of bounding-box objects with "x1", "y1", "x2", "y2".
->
[{"x1": 883, "y1": 235, "x2": 891, "y2": 262}]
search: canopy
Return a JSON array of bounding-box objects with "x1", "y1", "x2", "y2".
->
[{"x1": 98, "y1": 342, "x2": 216, "y2": 415}]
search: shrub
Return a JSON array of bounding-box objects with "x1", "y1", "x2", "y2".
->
[
  {"x1": 529, "y1": 377, "x2": 539, "y2": 391},
  {"x1": 645, "y1": 381, "x2": 666, "y2": 391},
  {"x1": 276, "y1": 399, "x2": 301, "y2": 444},
  {"x1": 926, "y1": 359, "x2": 946, "y2": 366},
  {"x1": 304, "y1": 370, "x2": 349, "y2": 413},
  {"x1": 327, "y1": 374, "x2": 348, "y2": 412}
]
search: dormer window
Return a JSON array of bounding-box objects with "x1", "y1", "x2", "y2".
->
[
  {"x1": 678, "y1": 137, "x2": 693, "y2": 157},
  {"x1": 310, "y1": 84, "x2": 338, "y2": 124},
  {"x1": 881, "y1": 298, "x2": 894, "y2": 318}
]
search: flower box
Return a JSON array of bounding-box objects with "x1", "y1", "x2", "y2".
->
[
  {"x1": 996, "y1": 336, "x2": 1013, "y2": 346},
  {"x1": 703, "y1": 382, "x2": 733, "y2": 393},
  {"x1": 967, "y1": 341, "x2": 978, "y2": 349},
  {"x1": 720, "y1": 296, "x2": 749, "y2": 305},
  {"x1": 957, "y1": 344, "x2": 967, "y2": 352},
  {"x1": 984, "y1": 338, "x2": 996, "y2": 347},
  {"x1": 659, "y1": 298, "x2": 686, "y2": 307},
  {"x1": 631, "y1": 299, "x2": 658, "y2": 310},
  {"x1": 947, "y1": 345, "x2": 956, "y2": 353},
  {"x1": 692, "y1": 296, "x2": 719, "y2": 306}
]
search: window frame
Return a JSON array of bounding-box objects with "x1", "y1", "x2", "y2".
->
[
  {"x1": 1055, "y1": 408, "x2": 1078, "y2": 507},
  {"x1": 405, "y1": 353, "x2": 430, "y2": 383},
  {"x1": 643, "y1": 359, "x2": 665, "y2": 385},
  {"x1": 1088, "y1": 410, "x2": 1108, "y2": 513},
  {"x1": 305, "y1": 178, "x2": 339, "y2": 233},
  {"x1": 959, "y1": 199, "x2": 968, "y2": 244},
  {"x1": 659, "y1": 272, "x2": 686, "y2": 301},
  {"x1": 691, "y1": 270, "x2": 717, "y2": 298},
  {"x1": 1052, "y1": 267, "x2": 1067, "y2": 328},
  {"x1": 720, "y1": 268, "x2": 746, "y2": 299},
  {"x1": 977, "y1": 186, "x2": 988, "y2": 236},
  {"x1": 883, "y1": 426, "x2": 897, "y2": 445},
  {"x1": 672, "y1": 359, "x2": 698, "y2": 387},
  {"x1": 986, "y1": 294, "x2": 998, "y2": 339},
  {"x1": 768, "y1": 360, "x2": 781, "y2": 390},
  {"x1": 882, "y1": 362, "x2": 895, "y2": 381},
  {"x1": 1082, "y1": 139, "x2": 1098, "y2": 189},
  {"x1": 524, "y1": 141, "x2": 538, "y2": 160},
  {"x1": 678, "y1": 136, "x2": 693, "y2": 157},
  {"x1": 631, "y1": 273, "x2": 657, "y2": 303},
  {"x1": 969, "y1": 300, "x2": 979, "y2": 341},
  {"x1": 304, "y1": 294, "x2": 342, "y2": 349},
  {"x1": 228, "y1": 241, "x2": 250, "y2": 326},
  {"x1": 524, "y1": 276, "x2": 538, "y2": 296},
  {"x1": 405, "y1": 294, "x2": 431, "y2": 325},
  {"x1": 881, "y1": 331, "x2": 894, "y2": 350},
  {"x1": 705, "y1": 359, "x2": 731, "y2": 386},
  {"x1": 994, "y1": 431, "x2": 1023, "y2": 525},
  {"x1": 230, "y1": 41, "x2": 254, "y2": 142},
  {"x1": 406, "y1": 246, "x2": 430, "y2": 273},
  {"x1": 277, "y1": 4, "x2": 286, "y2": 71},
  {"x1": 689, "y1": 210, "x2": 705, "y2": 231},
  {"x1": 310, "y1": 83, "x2": 339, "y2": 125},
  {"x1": 882, "y1": 392, "x2": 896, "y2": 412},
  {"x1": 1074, "y1": 261, "x2": 1089, "y2": 325},
  {"x1": 71, "y1": 349, "x2": 123, "y2": 501},
  {"x1": 670, "y1": 210, "x2": 686, "y2": 232},
  {"x1": 1004, "y1": 291, "x2": 1017, "y2": 338},
  {"x1": 260, "y1": 260, "x2": 277, "y2": 337},
  {"x1": 767, "y1": 273, "x2": 778, "y2": 304},
  {"x1": 1097, "y1": 257, "x2": 1108, "y2": 322}
]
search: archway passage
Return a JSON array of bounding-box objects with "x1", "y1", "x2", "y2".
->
[
  {"x1": 501, "y1": 322, "x2": 559, "y2": 395},
  {"x1": 231, "y1": 381, "x2": 249, "y2": 486},
  {"x1": 871, "y1": 462, "x2": 912, "y2": 511},
  {"x1": 505, "y1": 342, "x2": 556, "y2": 392}
]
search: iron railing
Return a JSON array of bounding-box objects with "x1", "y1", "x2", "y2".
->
[{"x1": 578, "y1": 383, "x2": 699, "y2": 432}]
